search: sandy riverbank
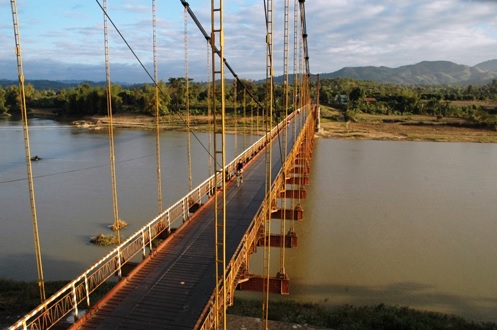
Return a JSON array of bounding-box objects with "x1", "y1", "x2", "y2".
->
[
  {"x1": 94, "y1": 113, "x2": 497, "y2": 143},
  {"x1": 74, "y1": 113, "x2": 267, "y2": 135},
  {"x1": 317, "y1": 111, "x2": 497, "y2": 143},
  {"x1": 26, "y1": 107, "x2": 497, "y2": 143}
]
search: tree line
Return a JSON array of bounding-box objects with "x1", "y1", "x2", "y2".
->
[
  {"x1": 2, "y1": 76, "x2": 497, "y2": 128},
  {"x1": 320, "y1": 78, "x2": 497, "y2": 127},
  {"x1": 0, "y1": 77, "x2": 302, "y2": 121}
]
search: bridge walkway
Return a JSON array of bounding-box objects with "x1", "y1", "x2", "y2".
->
[{"x1": 73, "y1": 121, "x2": 300, "y2": 329}]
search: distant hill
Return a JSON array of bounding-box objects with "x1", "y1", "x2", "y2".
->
[
  {"x1": 474, "y1": 59, "x2": 497, "y2": 72},
  {"x1": 0, "y1": 79, "x2": 70, "y2": 90},
  {"x1": 0, "y1": 79, "x2": 123, "y2": 90},
  {"x1": 4, "y1": 60, "x2": 497, "y2": 88},
  {"x1": 317, "y1": 60, "x2": 497, "y2": 85}
]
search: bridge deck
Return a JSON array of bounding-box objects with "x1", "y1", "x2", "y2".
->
[{"x1": 74, "y1": 126, "x2": 296, "y2": 329}]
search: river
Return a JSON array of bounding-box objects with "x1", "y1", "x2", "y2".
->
[{"x1": 1, "y1": 118, "x2": 497, "y2": 322}]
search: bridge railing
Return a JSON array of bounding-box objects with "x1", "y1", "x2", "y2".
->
[
  {"x1": 10, "y1": 109, "x2": 301, "y2": 330},
  {"x1": 197, "y1": 104, "x2": 316, "y2": 329}
]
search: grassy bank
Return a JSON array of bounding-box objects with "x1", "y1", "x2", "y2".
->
[
  {"x1": 0, "y1": 279, "x2": 66, "y2": 326},
  {"x1": 0, "y1": 278, "x2": 114, "y2": 328},
  {"x1": 228, "y1": 299, "x2": 497, "y2": 330},
  {"x1": 33, "y1": 105, "x2": 497, "y2": 143},
  {"x1": 318, "y1": 106, "x2": 497, "y2": 143},
  {"x1": 2, "y1": 279, "x2": 496, "y2": 329}
]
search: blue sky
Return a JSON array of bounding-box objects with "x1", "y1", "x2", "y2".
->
[{"x1": 1, "y1": 0, "x2": 497, "y2": 83}]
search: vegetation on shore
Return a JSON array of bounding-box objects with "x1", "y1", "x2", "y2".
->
[
  {"x1": 2, "y1": 76, "x2": 497, "y2": 134},
  {"x1": 2, "y1": 278, "x2": 495, "y2": 329},
  {"x1": 318, "y1": 106, "x2": 497, "y2": 143},
  {"x1": 1, "y1": 76, "x2": 497, "y2": 146},
  {"x1": 0, "y1": 279, "x2": 61, "y2": 323},
  {"x1": 321, "y1": 78, "x2": 497, "y2": 130},
  {"x1": 0, "y1": 278, "x2": 115, "y2": 327},
  {"x1": 228, "y1": 299, "x2": 497, "y2": 330}
]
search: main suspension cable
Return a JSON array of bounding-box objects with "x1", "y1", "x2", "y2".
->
[
  {"x1": 95, "y1": 0, "x2": 224, "y2": 171},
  {"x1": 298, "y1": 0, "x2": 310, "y2": 78},
  {"x1": 179, "y1": 0, "x2": 265, "y2": 114}
]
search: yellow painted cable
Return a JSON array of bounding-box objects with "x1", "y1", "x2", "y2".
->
[
  {"x1": 153, "y1": 0, "x2": 163, "y2": 214},
  {"x1": 103, "y1": 0, "x2": 121, "y2": 245},
  {"x1": 185, "y1": 7, "x2": 193, "y2": 192},
  {"x1": 263, "y1": 0, "x2": 274, "y2": 327},
  {"x1": 10, "y1": 0, "x2": 46, "y2": 302}
]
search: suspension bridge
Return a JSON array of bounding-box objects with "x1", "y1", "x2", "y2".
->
[{"x1": 8, "y1": 0, "x2": 319, "y2": 329}]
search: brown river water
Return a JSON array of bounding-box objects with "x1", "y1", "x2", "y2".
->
[{"x1": 1, "y1": 118, "x2": 497, "y2": 322}]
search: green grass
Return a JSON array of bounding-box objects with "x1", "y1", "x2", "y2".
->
[
  {"x1": 0, "y1": 278, "x2": 115, "y2": 327},
  {"x1": 0, "y1": 279, "x2": 66, "y2": 326},
  {"x1": 3, "y1": 280, "x2": 496, "y2": 329},
  {"x1": 228, "y1": 299, "x2": 497, "y2": 330}
]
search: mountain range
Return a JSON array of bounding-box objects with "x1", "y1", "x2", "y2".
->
[
  {"x1": 3, "y1": 60, "x2": 497, "y2": 90},
  {"x1": 316, "y1": 59, "x2": 497, "y2": 85}
]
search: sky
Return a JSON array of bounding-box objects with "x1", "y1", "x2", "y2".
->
[{"x1": 1, "y1": 0, "x2": 497, "y2": 83}]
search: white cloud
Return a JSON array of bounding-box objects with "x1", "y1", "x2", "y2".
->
[
  {"x1": 306, "y1": 0, "x2": 497, "y2": 73},
  {"x1": 2, "y1": 0, "x2": 497, "y2": 82}
]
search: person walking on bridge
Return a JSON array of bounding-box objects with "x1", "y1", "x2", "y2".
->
[{"x1": 236, "y1": 159, "x2": 244, "y2": 186}]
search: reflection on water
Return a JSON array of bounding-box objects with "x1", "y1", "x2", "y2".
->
[{"x1": 2, "y1": 119, "x2": 497, "y2": 322}]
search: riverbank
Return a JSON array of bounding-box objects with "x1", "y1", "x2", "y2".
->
[
  {"x1": 74, "y1": 113, "x2": 263, "y2": 135},
  {"x1": 27, "y1": 107, "x2": 497, "y2": 143},
  {"x1": 317, "y1": 109, "x2": 497, "y2": 143},
  {"x1": 2, "y1": 278, "x2": 495, "y2": 330},
  {"x1": 227, "y1": 299, "x2": 497, "y2": 330},
  {"x1": 94, "y1": 113, "x2": 497, "y2": 143}
]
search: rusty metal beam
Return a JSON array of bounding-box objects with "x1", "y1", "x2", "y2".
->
[
  {"x1": 294, "y1": 158, "x2": 309, "y2": 166},
  {"x1": 289, "y1": 167, "x2": 309, "y2": 174},
  {"x1": 285, "y1": 176, "x2": 309, "y2": 185},
  {"x1": 271, "y1": 208, "x2": 303, "y2": 221},
  {"x1": 279, "y1": 188, "x2": 306, "y2": 199},
  {"x1": 237, "y1": 274, "x2": 289, "y2": 295},
  {"x1": 257, "y1": 233, "x2": 298, "y2": 248}
]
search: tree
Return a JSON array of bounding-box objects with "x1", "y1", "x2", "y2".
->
[
  {"x1": 348, "y1": 87, "x2": 364, "y2": 109},
  {"x1": 168, "y1": 77, "x2": 186, "y2": 112},
  {"x1": 131, "y1": 81, "x2": 170, "y2": 116},
  {"x1": 0, "y1": 88, "x2": 7, "y2": 114},
  {"x1": 4, "y1": 85, "x2": 19, "y2": 112}
]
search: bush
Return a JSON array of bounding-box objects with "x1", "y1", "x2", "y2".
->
[{"x1": 228, "y1": 299, "x2": 497, "y2": 330}]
